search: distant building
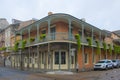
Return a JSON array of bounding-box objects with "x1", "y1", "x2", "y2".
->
[{"x1": 0, "y1": 18, "x2": 9, "y2": 29}]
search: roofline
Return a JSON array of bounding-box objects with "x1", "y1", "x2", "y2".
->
[{"x1": 16, "y1": 13, "x2": 107, "y2": 35}]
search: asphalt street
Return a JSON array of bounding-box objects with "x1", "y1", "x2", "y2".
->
[{"x1": 0, "y1": 66, "x2": 120, "y2": 80}]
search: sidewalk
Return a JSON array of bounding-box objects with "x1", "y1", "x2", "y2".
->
[{"x1": 46, "y1": 71, "x2": 74, "y2": 75}]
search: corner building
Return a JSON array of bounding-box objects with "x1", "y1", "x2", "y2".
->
[{"x1": 11, "y1": 13, "x2": 118, "y2": 72}]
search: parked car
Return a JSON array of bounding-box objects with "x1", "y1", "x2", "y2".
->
[
  {"x1": 112, "y1": 59, "x2": 120, "y2": 68},
  {"x1": 94, "y1": 59, "x2": 113, "y2": 70}
]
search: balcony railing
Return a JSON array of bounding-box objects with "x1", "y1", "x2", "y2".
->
[{"x1": 18, "y1": 32, "x2": 108, "y2": 48}]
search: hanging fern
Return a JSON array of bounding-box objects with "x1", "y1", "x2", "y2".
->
[
  {"x1": 14, "y1": 41, "x2": 19, "y2": 52},
  {"x1": 87, "y1": 37, "x2": 92, "y2": 46},
  {"x1": 21, "y1": 40, "x2": 27, "y2": 50},
  {"x1": 114, "y1": 45, "x2": 120, "y2": 54},
  {"x1": 96, "y1": 40, "x2": 100, "y2": 54},
  {"x1": 103, "y1": 42, "x2": 107, "y2": 50},
  {"x1": 0, "y1": 47, "x2": 6, "y2": 51},
  {"x1": 30, "y1": 37, "x2": 35, "y2": 42},
  {"x1": 75, "y1": 34, "x2": 81, "y2": 51},
  {"x1": 40, "y1": 34, "x2": 46, "y2": 40},
  {"x1": 108, "y1": 44, "x2": 112, "y2": 54}
]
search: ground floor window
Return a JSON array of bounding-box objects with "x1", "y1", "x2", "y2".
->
[
  {"x1": 71, "y1": 56, "x2": 74, "y2": 64},
  {"x1": 55, "y1": 51, "x2": 59, "y2": 64},
  {"x1": 84, "y1": 53, "x2": 88, "y2": 64},
  {"x1": 61, "y1": 51, "x2": 66, "y2": 64},
  {"x1": 24, "y1": 57, "x2": 27, "y2": 63},
  {"x1": 42, "y1": 52, "x2": 45, "y2": 64},
  {"x1": 93, "y1": 53, "x2": 96, "y2": 63},
  {"x1": 29, "y1": 57, "x2": 32, "y2": 63},
  {"x1": 54, "y1": 51, "x2": 66, "y2": 64}
]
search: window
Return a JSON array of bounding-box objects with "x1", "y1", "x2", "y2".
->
[
  {"x1": 93, "y1": 53, "x2": 96, "y2": 63},
  {"x1": 42, "y1": 30, "x2": 46, "y2": 34},
  {"x1": 61, "y1": 51, "x2": 66, "y2": 64},
  {"x1": 24, "y1": 57, "x2": 28, "y2": 63},
  {"x1": 42, "y1": 52, "x2": 45, "y2": 64},
  {"x1": 71, "y1": 56, "x2": 74, "y2": 64},
  {"x1": 29, "y1": 57, "x2": 32, "y2": 63},
  {"x1": 78, "y1": 31, "x2": 82, "y2": 36},
  {"x1": 35, "y1": 57, "x2": 38, "y2": 63},
  {"x1": 55, "y1": 51, "x2": 59, "y2": 64},
  {"x1": 54, "y1": 51, "x2": 66, "y2": 64},
  {"x1": 50, "y1": 27, "x2": 56, "y2": 40},
  {"x1": 84, "y1": 53, "x2": 88, "y2": 64}
]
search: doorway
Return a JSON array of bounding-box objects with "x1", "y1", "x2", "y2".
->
[{"x1": 53, "y1": 50, "x2": 68, "y2": 70}]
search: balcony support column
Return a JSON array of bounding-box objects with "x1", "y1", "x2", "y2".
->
[
  {"x1": 13, "y1": 34, "x2": 17, "y2": 68},
  {"x1": 48, "y1": 20, "x2": 51, "y2": 40},
  {"x1": 20, "y1": 31, "x2": 24, "y2": 70},
  {"x1": 48, "y1": 19, "x2": 51, "y2": 70},
  {"x1": 18, "y1": 31, "x2": 23, "y2": 70},
  {"x1": 105, "y1": 34, "x2": 107, "y2": 59},
  {"x1": 99, "y1": 31, "x2": 101, "y2": 60},
  {"x1": 68, "y1": 19, "x2": 71, "y2": 71},
  {"x1": 91, "y1": 28, "x2": 94, "y2": 64},
  {"x1": 27, "y1": 28, "x2": 31, "y2": 70},
  {"x1": 37, "y1": 24, "x2": 40, "y2": 42},
  {"x1": 82, "y1": 24, "x2": 85, "y2": 71}
]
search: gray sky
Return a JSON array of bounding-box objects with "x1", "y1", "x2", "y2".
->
[{"x1": 0, "y1": 0, "x2": 119, "y2": 31}]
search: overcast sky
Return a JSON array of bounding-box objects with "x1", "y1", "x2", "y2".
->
[{"x1": 0, "y1": 0, "x2": 120, "y2": 31}]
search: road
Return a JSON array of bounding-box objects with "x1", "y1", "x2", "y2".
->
[{"x1": 0, "y1": 67, "x2": 120, "y2": 80}]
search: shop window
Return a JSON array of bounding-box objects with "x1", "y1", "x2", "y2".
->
[
  {"x1": 55, "y1": 51, "x2": 59, "y2": 64},
  {"x1": 24, "y1": 57, "x2": 27, "y2": 63},
  {"x1": 61, "y1": 51, "x2": 66, "y2": 64},
  {"x1": 29, "y1": 57, "x2": 32, "y2": 63},
  {"x1": 35, "y1": 57, "x2": 38, "y2": 63}
]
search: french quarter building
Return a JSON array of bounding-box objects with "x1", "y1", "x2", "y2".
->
[{"x1": 7, "y1": 13, "x2": 120, "y2": 71}]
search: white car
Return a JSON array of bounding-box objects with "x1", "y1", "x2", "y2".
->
[
  {"x1": 94, "y1": 59, "x2": 113, "y2": 70},
  {"x1": 112, "y1": 59, "x2": 120, "y2": 68}
]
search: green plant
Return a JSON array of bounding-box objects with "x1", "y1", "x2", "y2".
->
[
  {"x1": 103, "y1": 42, "x2": 107, "y2": 50},
  {"x1": 75, "y1": 34, "x2": 81, "y2": 51},
  {"x1": 114, "y1": 45, "x2": 120, "y2": 54},
  {"x1": 108, "y1": 44, "x2": 112, "y2": 54},
  {"x1": 0, "y1": 47, "x2": 6, "y2": 51},
  {"x1": 30, "y1": 37, "x2": 35, "y2": 42},
  {"x1": 96, "y1": 40, "x2": 100, "y2": 54},
  {"x1": 14, "y1": 41, "x2": 19, "y2": 52},
  {"x1": 87, "y1": 37, "x2": 92, "y2": 46},
  {"x1": 21, "y1": 40, "x2": 27, "y2": 50},
  {"x1": 40, "y1": 34, "x2": 46, "y2": 40}
]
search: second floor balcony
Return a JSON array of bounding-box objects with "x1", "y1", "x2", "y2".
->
[{"x1": 17, "y1": 32, "x2": 109, "y2": 49}]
